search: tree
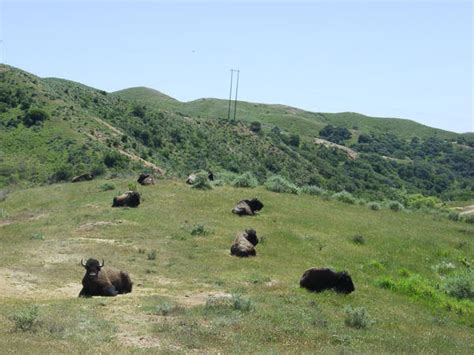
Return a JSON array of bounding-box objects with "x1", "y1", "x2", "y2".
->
[{"x1": 22, "y1": 108, "x2": 49, "y2": 127}]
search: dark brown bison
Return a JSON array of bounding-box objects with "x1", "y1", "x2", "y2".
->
[
  {"x1": 71, "y1": 173, "x2": 94, "y2": 183},
  {"x1": 232, "y1": 198, "x2": 264, "y2": 216},
  {"x1": 112, "y1": 191, "x2": 140, "y2": 207},
  {"x1": 137, "y1": 173, "x2": 155, "y2": 185},
  {"x1": 230, "y1": 229, "x2": 259, "y2": 257},
  {"x1": 78, "y1": 258, "x2": 133, "y2": 297},
  {"x1": 299, "y1": 268, "x2": 355, "y2": 294}
]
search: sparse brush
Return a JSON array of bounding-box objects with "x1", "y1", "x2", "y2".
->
[
  {"x1": 231, "y1": 294, "x2": 254, "y2": 312},
  {"x1": 190, "y1": 224, "x2": 208, "y2": 236},
  {"x1": 344, "y1": 306, "x2": 373, "y2": 329},
  {"x1": 99, "y1": 182, "x2": 115, "y2": 191},
  {"x1": 301, "y1": 185, "x2": 327, "y2": 196},
  {"x1": 462, "y1": 214, "x2": 474, "y2": 224},
  {"x1": 9, "y1": 305, "x2": 40, "y2": 332},
  {"x1": 444, "y1": 271, "x2": 473, "y2": 300}
]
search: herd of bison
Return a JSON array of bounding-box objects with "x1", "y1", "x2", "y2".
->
[{"x1": 73, "y1": 172, "x2": 355, "y2": 298}]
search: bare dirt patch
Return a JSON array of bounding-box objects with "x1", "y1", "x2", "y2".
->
[{"x1": 77, "y1": 220, "x2": 124, "y2": 231}]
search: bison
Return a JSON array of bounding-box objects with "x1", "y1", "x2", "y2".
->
[
  {"x1": 232, "y1": 198, "x2": 264, "y2": 216},
  {"x1": 299, "y1": 268, "x2": 355, "y2": 294},
  {"x1": 230, "y1": 229, "x2": 259, "y2": 257},
  {"x1": 71, "y1": 173, "x2": 94, "y2": 183},
  {"x1": 78, "y1": 258, "x2": 133, "y2": 297},
  {"x1": 112, "y1": 191, "x2": 140, "y2": 207},
  {"x1": 137, "y1": 173, "x2": 155, "y2": 185}
]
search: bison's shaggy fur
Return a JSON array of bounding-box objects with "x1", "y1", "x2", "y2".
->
[
  {"x1": 299, "y1": 268, "x2": 355, "y2": 294},
  {"x1": 137, "y1": 173, "x2": 155, "y2": 185},
  {"x1": 230, "y1": 229, "x2": 259, "y2": 257},
  {"x1": 79, "y1": 258, "x2": 133, "y2": 297},
  {"x1": 232, "y1": 198, "x2": 264, "y2": 216},
  {"x1": 71, "y1": 173, "x2": 94, "y2": 183},
  {"x1": 112, "y1": 191, "x2": 140, "y2": 207}
]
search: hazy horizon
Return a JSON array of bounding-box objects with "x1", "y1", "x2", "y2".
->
[{"x1": 1, "y1": 0, "x2": 472, "y2": 133}]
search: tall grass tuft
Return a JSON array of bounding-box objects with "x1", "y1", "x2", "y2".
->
[{"x1": 344, "y1": 306, "x2": 373, "y2": 329}]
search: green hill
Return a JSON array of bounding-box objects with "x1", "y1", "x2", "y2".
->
[
  {"x1": 1, "y1": 64, "x2": 473, "y2": 201},
  {"x1": 0, "y1": 179, "x2": 472, "y2": 353}
]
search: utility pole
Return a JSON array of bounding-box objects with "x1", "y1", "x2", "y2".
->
[
  {"x1": 227, "y1": 69, "x2": 240, "y2": 120},
  {"x1": 233, "y1": 70, "x2": 240, "y2": 121}
]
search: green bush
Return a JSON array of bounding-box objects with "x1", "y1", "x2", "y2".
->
[
  {"x1": 444, "y1": 272, "x2": 473, "y2": 300},
  {"x1": 301, "y1": 185, "x2": 327, "y2": 196},
  {"x1": 351, "y1": 235, "x2": 366, "y2": 245},
  {"x1": 406, "y1": 194, "x2": 440, "y2": 209},
  {"x1": 231, "y1": 172, "x2": 258, "y2": 188},
  {"x1": 232, "y1": 294, "x2": 254, "y2": 312},
  {"x1": 344, "y1": 306, "x2": 373, "y2": 329},
  {"x1": 388, "y1": 201, "x2": 404, "y2": 212},
  {"x1": 191, "y1": 172, "x2": 212, "y2": 190},
  {"x1": 9, "y1": 305, "x2": 40, "y2": 332},
  {"x1": 22, "y1": 108, "x2": 49, "y2": 127},
  {"x1": 265, "y1": 175, "x2": 299, "y2": 194},
  {"x1": 367, "y1": 202, "x2": 381, "y2": 210},
  {"x1": 190, "y1": 224, "x2": 208, "y2": 236},
  {"x1": 332, "y1": 191, "x2": 356, "y2": 204}
]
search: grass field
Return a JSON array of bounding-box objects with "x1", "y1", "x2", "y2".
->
[{"x1": 0, "y1": 179, "x2": 472, "y2": 353}]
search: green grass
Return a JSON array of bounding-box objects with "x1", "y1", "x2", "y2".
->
[{"x1": 0, "y1": 178, "x2": 473, "y2": 353}]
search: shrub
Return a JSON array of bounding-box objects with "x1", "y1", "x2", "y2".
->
[
  {"x1": 367, "y1": 202, "x2": 381, "y2": 210},
  {"x1": 444, "y1": 272, "x2": 473, "y2": 300},
  {"x1": 249, "y1": 121, "x2": 262, "y2": 134},
  {"x1": 406, "y1": 194, "x2": 440, "y2": 209},
  {"x1": 462, "y1": 214, "x2": 474, "y2": 224},
  {"x1": 432, "y1": 261, "x2": 456, "y2": 275},
  {"x1": 190, "y1": 224, "x2": 208, "y2": 236},
  {"x1": 147, "y1": 250, "x2": 157, "y2": 261},
  {"x1": 351, "y1": 235, "x2": 365, "y2": 245},
  {"x1": 231, "y1": 172, "x2": 258, "y2": 188},
  {"x1": 344, "y1": 306, "x2": 373, "y2": 329},
  {"x1": 128, "y1": 182, "x2": 138, "y2": 191},
  {"x1": 232, "y1": 294, "x2": 254, "y2": 312},
  {"x1": 332, "y1": 191, "x2": 356, "y2": 204},
  {"x1": 376, "y1": 277, "x2": 396, "y2": 290},
  {"x1": 301, "y1": 185, "x2": 327, "y2": 196},
  {"x1": 191, "y1": 172, "x2": 212, "y2": 190},
  {"x1": 265, "y1": 175, "x2": 299, "y2": 194},
  {"x1": 22, "y1": 108, "x2": 49, "y2": 127},
  {"x1": 30, "y1": 232, "x2": 45, "y2": 241},
  {"x1": 388, "y1": 201, "x2": 404, "y2": 212},
  {"x1": 9, "y1": 305, "x2": 40, "y2": 332},
  {"x1": 99, "y1": 183, "x2": 115, "y2": 191}
]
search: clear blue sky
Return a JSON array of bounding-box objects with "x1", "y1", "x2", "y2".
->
[{"x1": 1, "y1": 0, "x2": 472, "y2": 133}]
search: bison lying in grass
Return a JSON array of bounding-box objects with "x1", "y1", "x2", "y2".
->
[
  {"x1": 137, "y1": 173, "x2": 155, "y2": 185},
  {"x1": 230, "y1": 229, "x2": 259, "y2": 257},
  {"x1": 71, "y1": 173, "x2": 94, "y2": 183},
  {"x1": 232, "y1": 198, "x2": 264, "y2": 216},
  {"x1": 79, "y1": 258, "x2": 133, "y2": 297},
  {"x1": 112, "y1": 191, "x2": 140, "y2": 207},
  {"x1": 300, "y1": 268, "x2": 355, "y2": 294}
]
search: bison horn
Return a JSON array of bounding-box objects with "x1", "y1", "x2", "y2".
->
[
  {"x1": 100, "y1": 259, "x2": 105, "y2": 267},
  {"x1": 80, "y1": 258, "x2": 86, "y2": 267}
]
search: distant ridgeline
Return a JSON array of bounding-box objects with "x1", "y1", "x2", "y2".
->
[{"x1": 0, "y1": 64, "x2": 473, "y2": 201}]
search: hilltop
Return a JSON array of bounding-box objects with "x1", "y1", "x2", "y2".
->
[{"x1": 1, "y1": 64, "x2": 473, "y2": 202}]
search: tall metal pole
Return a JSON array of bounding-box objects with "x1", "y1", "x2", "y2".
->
[
  {"x1": 227, "y1": 69, "x2": 234, "y2": 120},
  {"x1": 233, "y1": 70, "x2": 240, "y2": 121}
]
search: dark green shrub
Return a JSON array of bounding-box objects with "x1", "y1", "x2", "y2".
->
[
  {"x1": 9, "y1": 305, "x2": 40, "y2": 332},
  {"x1": 367, "y1": 202, "x2": 381, "y2": 210},
  {"x1": 344, "y1": 306, "x2": 373, "y2": 329},
  {"x1": 388, "y1": 201, "x2": 404, "y2": 212},
  {"x1": 249, "y1": 121, "x2": 262, "y2": 134},
  {"x1": 99, "y1": 183, "x2": 115, "y2": 191},
  {"x1": 265, "y1": 175, "x2": 299, "y2": 194},
  {"x1": 447, "y1": 211, "x2": 460, "y2": 221},
  {"x1": 231, "y1": 172, "x2": 258, "y2": 188},
  {"x1": 22, "y1": 108, "x2": 49, "y2": 127},
  {"x1": 351, "y1": 235, "x2": 365, "y2": 245},
  {"x1": 462, "y1": 214, "x2": 474, "y2": 224}
]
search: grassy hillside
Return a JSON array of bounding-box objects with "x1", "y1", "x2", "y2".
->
[
  {"x1": 1, "y1": 64, "x2": 473, "y2": 201},
  {"x1": 113, "y1": 87, "x2": 460, "y2": 140},
  {"x1": 0, "y1": 179, "x2": 472, "y2": 353}
]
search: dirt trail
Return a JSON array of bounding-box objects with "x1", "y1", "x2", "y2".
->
[
  {"x1": 455, "y1": 205, "x2": 474, "y2": 216},
  {"x1": 314, "y1": 138, "x2": 358, "y2": 160}
]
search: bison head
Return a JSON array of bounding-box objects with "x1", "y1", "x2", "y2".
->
[
  {"x1": 335, "y1": 271, "x2": 355, "y2": 294},
  {"x1": 244, "y1": 229, "x2": 259, "y2": 246},
  {"x1": 248, "y1": 198, "x2": 264, "y2": 213},
  {"x1": 81, "y1": 258, "x2": 105, "y2": 279}
]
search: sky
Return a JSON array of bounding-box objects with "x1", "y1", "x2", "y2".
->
[{"x1": 0, "y1": 0, "x2": 472, "y2": 133}]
